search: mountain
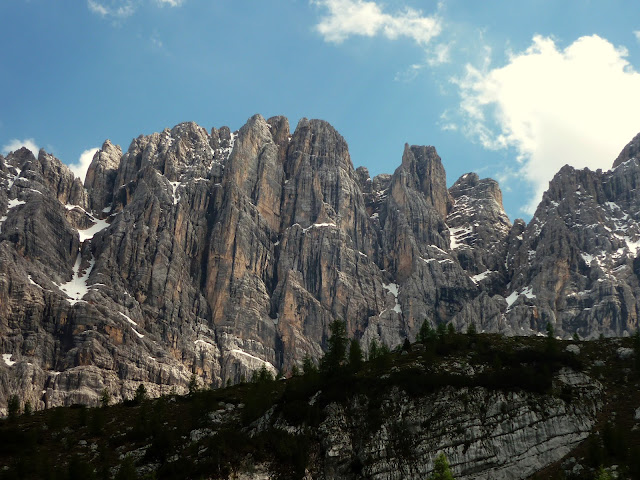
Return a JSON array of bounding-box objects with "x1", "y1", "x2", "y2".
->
[{"x1": 0, "y1": 114, "x2": 639, "y2": 412}]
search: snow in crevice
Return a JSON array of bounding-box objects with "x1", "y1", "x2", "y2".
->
[
  {"x1": 131, "y1": 328, "x2": 144, "y2": 339},
  {"x1": 7, "y1": 198, "x2": 26, "y2": 209},
  {"x1": 118, "y1": 312, "x2": 144, "y2": 338},
  {"x1": 505, "y1": 286, "x2": 536, "y2": 309},
  {"x1": 448, "y1": 225, "x2": 473, "y2": 250},
  {"x1": 195, "y1": 338, "x2": 217, "y2": 349},
  {"x1": 471, "y1": 270, "x2": 494, "y2": 283},
  {"x1": 302, "y1": 223, "x2": 336, "y2": 233},
  {"x1": 2, "y1": 167, "x2": 22, "y2": 191},
  {"x1": 58, "y1": 256, "x2": 94, "y2": 305},
  {"x1": 216, "y1": 132, "x2": 238, "y2": 162},
  {"x1": 119, "y1": 312, "x2": 137, "y2": 326},
  {"x1": 79, "y1": 218, "x2": 110, "y2": 242},
  {"x1": 581, "y1": 253, "x2": 595, "y2": 265},
  {"x1": 68, "y1": 205, "x2": 110, "y2": 242},
  {"x1": 381, "y1": 283, "x2": 402, "y2": 314},
  {"x1": 170, "y1": 182, "x2": 181, "y2": 205},
  {"x1": 2, "y1": 354, "x2": 16, "y2": 367},
  {"x1": 0, "y1": 198, "x2": 27, "y2": 233}
]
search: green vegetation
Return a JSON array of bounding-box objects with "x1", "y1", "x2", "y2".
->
[
  {"x1": 100, "y1": 388, "x2": 110, "y2": 408},
  {"x1": 429, "y1": 452, "x2": 455, "y2": 480},
  {"x1": 6, "y1": 395, "x2": 19, "y2": 420},
  {"x1": 134, "y1": 384, "x2": 147, "y2": 404},
  {"x1": 0, "y1": 334, "x2": 638, "y2": 479},
  {"x1": 320, "y1": 319, "x2": 349, "y2": 373}
]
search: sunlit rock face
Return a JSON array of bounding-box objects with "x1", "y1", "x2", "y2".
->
[{"x1": 0, "y1": 115, "x2": 639, "y2": 412}]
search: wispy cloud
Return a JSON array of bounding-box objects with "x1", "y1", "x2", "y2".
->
[
  {"x1": 635, "y1": 30, "x2": 640, "y2": 42},
  {"x1": 88, "y1": 0, "x2": 184, "y2": 19},
  {"x1": 156, "y1": 0, "x2": 183, "y2": 6},
  {"x1": 88, "y1": 0, "x2": 135, "y2": 19},
  {"x1": 69, "y1": 148, "x2": 99, "y2": 182},
  {"x1": 453, "y1": 34, "x2": 640, "y2": 214},
  {"x1": 427, "y1": 42, "x2": 451, "y2": 66},
  {"x1": 2, "y1": 138, "x2": 40, "y2": 158},
  {"x1": 312, "y1": 0, "x2": 441, "y2": 46}
]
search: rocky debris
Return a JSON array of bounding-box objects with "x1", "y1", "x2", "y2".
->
[
  {"x1": 617, "y1": 347, "x2": 634, "y2": 360},
  {"x1": 0, "y1": 116, "x2": 639, "y2": 412}
]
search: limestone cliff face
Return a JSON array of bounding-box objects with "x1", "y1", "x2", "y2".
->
[
  {"x1": 0, "y1": 115, "x2": 639, "y2": 412},
  {"x1": 315, "y1": 370, "x2": 601, "y2": 480}
]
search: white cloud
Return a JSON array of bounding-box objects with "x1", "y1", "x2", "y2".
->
[
  {"x1": 313, "y1": 0, "x2": 441, "y2": 46},
  {"x1": 88, "y1": 0, "x2": 135, "y2": 18},
  {"x1": 69, "y1": 148, "x2": 99, "y2": 182},
  {"x1": 2, "y1": 138, "x2": 40, "y2": 158},
  {"x1": 394, "y1": 63, "x2": 424, "y2": 82},
  {"x1": 454, "y1": 34, "x2": 640, "y2": 215},
  {"x1": 427, "y1": 42, "x2": 451, "y2": 66},
  {"x1": 88, "y1": 0, "x2": 183, "y2": 19},
  {"x1": 156, "y1": 0, "x2": 183, "y2": 6},
  {"x1": 635, "y1": 30, "x2": 640, "y2": 42}
]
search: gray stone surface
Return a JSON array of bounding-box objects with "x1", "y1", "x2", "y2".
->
[{"x1": 0, "y1": 116, "x2": 639, "y2": 415}]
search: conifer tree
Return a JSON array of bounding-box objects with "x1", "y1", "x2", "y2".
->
[
  {"x1": 348, "y1": 338, "x2": 364, "y2": 371},
  {"x1": 436, "y1": 322, "x2": 447, "y2": 339},
  {"x1": 418, "y1": 320, "x2": 435, "y2": 343},
  {"x1": 302, "y1": 354, "x2": 318, "y2": 375},
  {"x1": 429, "y1": 452, "x2": 455, "y2": 480},
  {"x1": 321, "y1": 320, "x2": 349, "y2": 372},
  {"x1": 134, "y1": 383, "x2": 147, "y2": 404},
  {"x1": 633, "y1": 329, "x2": 640, "y2": 371},
  {"x1": 369, "y1": 338, "x2": 380, "y2": 360},
  {"x1": 188, "y1": 374, "x2": 199, "y2": 394},
  {"x1": 7, "y1": 395, "x2": 19, "y2": 419},
  {"x1": 100, "y1": 388, "x2": 110, "y2": 408}
]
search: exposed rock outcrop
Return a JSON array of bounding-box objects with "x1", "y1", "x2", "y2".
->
[{"x1": 0, "y1": 115, "x2": 639, "y2": 415}]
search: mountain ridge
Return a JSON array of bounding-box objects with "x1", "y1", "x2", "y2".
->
[{"x1": 0, "y1": 113, "x2": 639, "y2": 412}]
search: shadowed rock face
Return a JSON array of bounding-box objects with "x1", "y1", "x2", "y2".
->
[{"x1": 0, "y1": 115, "x2": 639, "y2": 412}]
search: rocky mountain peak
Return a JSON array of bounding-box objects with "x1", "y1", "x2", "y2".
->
[
  {"x1": 2, "y1": 113, "x2": 640, "y2": 415},
  {"x1": 447, "y1": 172, "x2": 511, "y2": 290},
  {"x1": 612, "y1": 131, "x2": 640, "y2": 168},
  {"x1": 398, "y1": 144, "x2": 452, "y2": 218},
  {"x1": 85, "y1": 140, "x2": 122, "y2": 213}
]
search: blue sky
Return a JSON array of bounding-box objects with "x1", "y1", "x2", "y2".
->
[{"x1": 2, "y1": 1, "x2": 640, "y2": 220}]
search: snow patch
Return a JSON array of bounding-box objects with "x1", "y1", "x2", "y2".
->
[
  {"x1": 471, "y1": 270, "x2": 494, "y2": 283},
  {"x1": 0, "y1": 198, "x2": 26, "y2": 233},
  {"x1": 581, "y1": 253, "x2": 595, "y2": 265},
  {"x1": 2, "y1": 354, "x2": 15, "y2": 367},
  {"x1": 79, "y1": 218, "x2": 109, "y2": 242},
  {"x1": 59, "y1": 256, "x2": 94, "y2": 305},
  {"x1": 302, "y1": 223, "x2": 336, "y2": 233},
  {"x1": 195, "y1": 339, "x2": 216, "y2": 349},
  {"x1": 506, "y1": 287, "x2": 536, "y2": 308},
  {"x1": 131, "y1": 328, "x2": 144, "y2": 339},
  {"x1": 448, "y1": 225, "x2": 473, "y2": 250},
  {"x1": 170, "y1": 182, "x2": 181, "y2": 205},
  {"x1": 119, "y1": 312, "x2": 137, "y2": 326},
  {"x1": 7, "y1": 198, "x2": 25, "y2": 209},
  {"x1": 382, "y1": 283, "x2": 402, "y2": 314}
]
